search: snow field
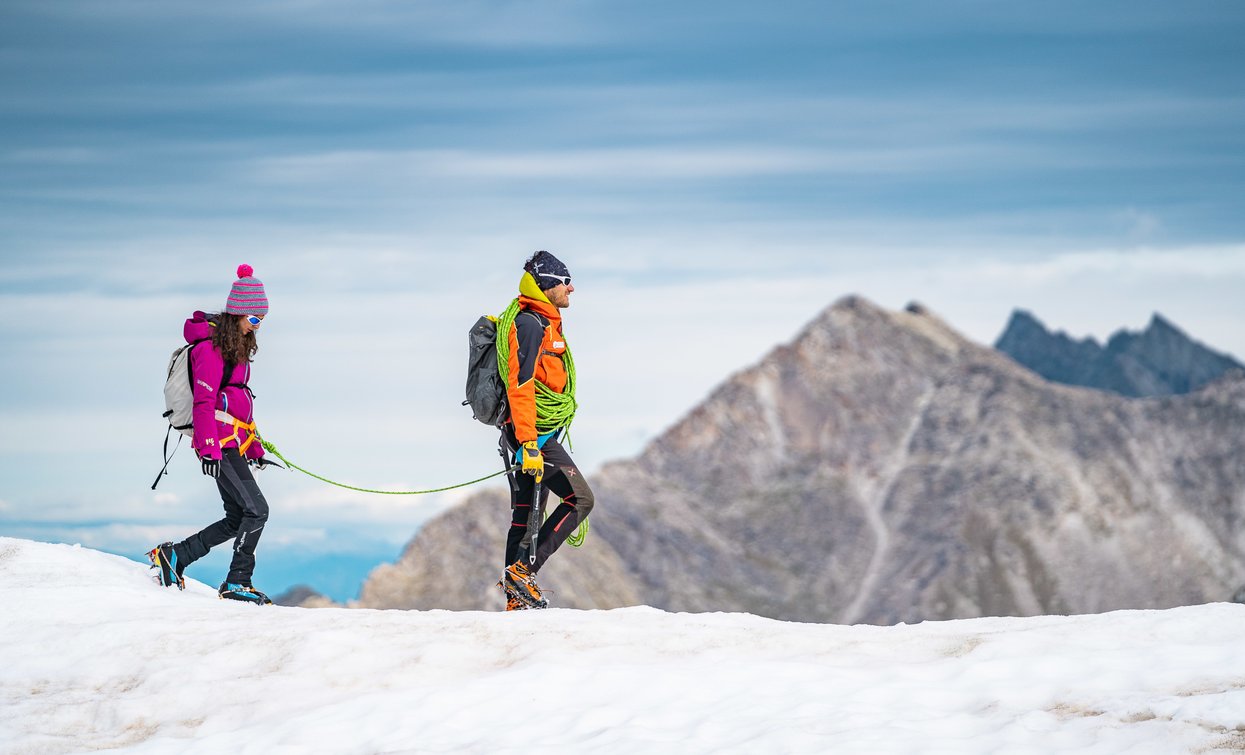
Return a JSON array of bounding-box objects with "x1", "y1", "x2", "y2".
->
[{"x1": 1, "y1": 537, "x2": 1243, "y2": 754}]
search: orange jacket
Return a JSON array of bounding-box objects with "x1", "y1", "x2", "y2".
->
[{"x1": 505, "y1": 274, "x2": 568, "y2": 443}]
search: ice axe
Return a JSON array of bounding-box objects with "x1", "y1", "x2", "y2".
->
[{"x1": 527, "y1": 472, "x2": 543, "y2": 566}]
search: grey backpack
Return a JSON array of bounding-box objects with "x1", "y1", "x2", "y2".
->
[
  {"x1": 162, "y1": 340, "x2": 204, "y2": 439},
  {"x1": 152, "y1": 339, "x2": 231, "y2": 489}
]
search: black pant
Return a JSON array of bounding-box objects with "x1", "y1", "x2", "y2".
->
[
  {"x1": 173, "y1": 448, "x2": 270, "y2": 585},
  {"x1": 501, "y1": 430, "x2": 595, "y2": 572}
]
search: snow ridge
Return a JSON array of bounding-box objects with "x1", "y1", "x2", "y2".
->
[{"x1": 3, "y1": 538, "x2": 1245, "y2": 753}]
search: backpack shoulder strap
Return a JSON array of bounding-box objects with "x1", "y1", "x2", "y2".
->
[
  {"x1": 185, "y1": 338, "x2": 210, "y2": 389},
  {"x1": 519, "y1": 309, "x2": 549, "y2": 329},
  {"x1": 188, "y1": 339, "x2": 242, "y2": 397}
]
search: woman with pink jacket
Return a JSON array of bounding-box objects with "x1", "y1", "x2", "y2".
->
[{"x1": 148, "y1": 265, "x2": 277, "y2": 604}]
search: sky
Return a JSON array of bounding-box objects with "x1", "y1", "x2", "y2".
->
[
  {"x1": 2, "y1": 1, "x2": 1244, "y2": 601},
  {"x1": 4, "y1": 538, "x2": 1245, "y2": 752}
]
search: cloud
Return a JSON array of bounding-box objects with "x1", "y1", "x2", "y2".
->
[
  {"x1": 7, "y1": 0, "x2": 606, "y2": 48},
  {"x1": 1117, "y1": 209, "x2": 1164, "y2": 240},
  {"x1": 11, "y1": 523, "x2": 192, "y2": 551},
  {"x1": 2, "y1": 148, "x2": 108, "y2": 165},
  {"x1": 968, "y1": 245, "x2": 1245, "y2": 286},
  {"x1": 244, "y1": 139, "x2": 1150, "y2": 188},
  {"x1": 264, "y1": 476, "x2": 479, "y2": 521}
]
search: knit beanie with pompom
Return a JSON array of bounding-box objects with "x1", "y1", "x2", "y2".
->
[{"x1": 224, "y1": 264, "x2": 269, "y2": 316}]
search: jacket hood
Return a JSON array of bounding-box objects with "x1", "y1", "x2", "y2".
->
[
  {"x1": 518, "y1": 271, "x2": 551, "y2": 303},
  {"x1": 518, "y1": 273, "x2": 561, "y2": 322},
  {"x1": 184, "y1": 310, "x2": 216, "y2": 344}
]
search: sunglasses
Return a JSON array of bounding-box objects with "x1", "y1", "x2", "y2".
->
[
  {"x1": 539, "y1": 273, "x2": 572, "y2": 287},
  {"x1": 244, "y1": 315, "x2": 263, "y2": 326}
]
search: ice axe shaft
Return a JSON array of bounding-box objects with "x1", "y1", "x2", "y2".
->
[{"x1": 527, "y1": 474, "x2": 542, "y2": 566}]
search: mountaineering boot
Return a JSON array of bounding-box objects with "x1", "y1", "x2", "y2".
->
[
  {"x1": 218, "y1": 582, "x2": 273, "y2": 605},
  {"x1": 147, "y1": 542, "x2": 184, "y2": 590},
  {"x1": 496, "y1": 580, "x2": 529, "y2": 611},
  {"x1": 503, "y1": 560, "x2": 548, "y2": 609}
]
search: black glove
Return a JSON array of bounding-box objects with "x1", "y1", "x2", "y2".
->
[
  {"x1": 248, "y1": 457, "x2": 282, "y2": 471},
  {"x1": 201, "y1": 457, "x2": 220, "y2": 478}
]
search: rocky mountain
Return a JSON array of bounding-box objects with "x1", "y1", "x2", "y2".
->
[
  {"x1": 356, "y1": 297, "x2": 1245, "y2": 624},
  {"x1": 995, "y1": 310, "x2": 1243, "y2": 397}
]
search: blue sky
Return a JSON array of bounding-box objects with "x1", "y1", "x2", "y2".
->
[{"x1": 3, "y1": 1, "x2": 1244, "y2": 600}]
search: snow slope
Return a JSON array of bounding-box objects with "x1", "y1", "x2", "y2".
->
[{"x1": 1, "y1": 538, "x2": 1243, "y2": 754}]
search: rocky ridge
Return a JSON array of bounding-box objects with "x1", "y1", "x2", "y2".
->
[{"x1": 995, "y1": 309, "x2": 1243, "y2": 397}]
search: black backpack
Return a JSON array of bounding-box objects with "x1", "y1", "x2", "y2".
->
[
  {"x1": 465, "y1": 309, "x2": 550, "y2": 426},
  {"x1": 464, "y1": 315, "x2": 508, "y2": 426}
]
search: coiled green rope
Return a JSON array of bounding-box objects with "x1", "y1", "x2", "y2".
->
[
  {"x1": 495, "y1": 298, "x2": 578, "y2": 436},
  {"x1": 565, "y1": 515, "x2": 588, "y2": 547}
]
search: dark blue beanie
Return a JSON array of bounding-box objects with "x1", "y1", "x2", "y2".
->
[{"x1": 524, "y1": 251, "x2": 571, "y2": 290}]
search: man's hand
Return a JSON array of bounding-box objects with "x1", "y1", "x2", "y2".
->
[
  {"x1": 519, "y1": 441, "x2": 544, "y2": 483},
  {"x1": 201, "y1": 457, "x2": 220, "y2": 478}
]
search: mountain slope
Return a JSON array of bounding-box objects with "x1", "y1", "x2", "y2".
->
[
  {"x1": 3, "y1": 537, "x2": 1245, "y2": 753},
  {"x1": 358, "y1": 297, "x2": 1245, "y2": 624}
]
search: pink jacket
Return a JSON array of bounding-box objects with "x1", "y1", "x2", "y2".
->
[{"x1": 184, "y1": 311, "x2": 264, "y2": 462}]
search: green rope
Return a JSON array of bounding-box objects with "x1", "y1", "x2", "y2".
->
[
  {"x1": 566, "y1": 517, "x2": 588, "y2": 547},
  {"x1": 260, "y1": 437, "x2": 589, "y2": 548},
  {"x1": 260, "y1": 439, "x2": 515, "y2": 495}
]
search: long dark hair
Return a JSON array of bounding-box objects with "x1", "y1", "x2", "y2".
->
[{"x1": 209, "y1": 313, "x2": 258, "y2": 365}]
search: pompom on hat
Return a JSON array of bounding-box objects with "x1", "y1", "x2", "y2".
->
[{"x1": 224, "y1": 264, "x2": 269, "y2": 316}]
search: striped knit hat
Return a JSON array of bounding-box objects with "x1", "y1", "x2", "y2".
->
[{"x1": 224, "y1": 264, "x2": 269, "y2": 316}]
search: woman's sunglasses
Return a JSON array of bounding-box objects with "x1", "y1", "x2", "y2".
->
[{"x1": 244, "y1": 315, "x2": 263, "y2": 326}]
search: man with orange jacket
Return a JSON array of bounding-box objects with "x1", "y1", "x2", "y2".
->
[{"x1": 499, "y1": 251, "x2": 595, "y2": 610}]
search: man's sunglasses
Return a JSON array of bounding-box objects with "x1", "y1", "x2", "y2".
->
[{"x1": 539, "y1": 273, "x2": 572, "y2": 287}]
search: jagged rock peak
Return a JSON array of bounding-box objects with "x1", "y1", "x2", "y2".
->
[
  {"x1": 999, "y1": 310, "x2": 1099, "y2": 348},
  {"x1": 1147, "y1": 312, "x2": 1178, "y2": 333},
  {"x1": 996, "y1": 308, "x2": 1242, "y2": 397},
  {"x1": 1106, "y1": 312, "x2": 1182, "y2": 352}
]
